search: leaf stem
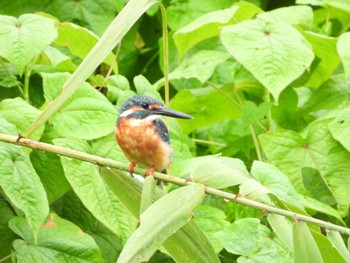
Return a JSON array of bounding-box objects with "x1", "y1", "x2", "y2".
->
[
  {"x1": 160, "y1": 3, "x2": 169, "y2": 107},
  {"x1": 1, "y1": 133, "x2": 349, "y2": 236}
]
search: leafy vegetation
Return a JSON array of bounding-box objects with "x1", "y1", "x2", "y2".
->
[{"x1": 0, "y1": 0, "x2": 350, "y2": 262}]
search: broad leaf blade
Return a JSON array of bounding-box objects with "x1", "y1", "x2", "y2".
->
[
  {"x1": 43, "y1": 72, "x2": 117, "y2": 140},
  {"x1": 173, "y1": 6, "x2": 239, "y2": 57},
  {"x1": 0, "y1": 118, "x2": 49, "y2": 238},
  {"x1": 0, "y1": 98, "x2": 44, "y2": 140},
  {"x1": 260, "y1": 119, "x2": 350, "y2": 216},
  {"x1": 0, "y1": 14, "x2": 57, "y2": 73},
  {"x1": 53, "y1": 138, "x2": 137, "y2": 242},
  {"x1": 189, "y1": 156, "x2": 251, "y2": 189},
  {"x1": 327, "y1": 231, "x2": 350, "y2": 262},
  {"x1": 221, "y1": 18, "x2": 314, "y2": 100},
  {"x1": 268, "y1": 214, "x2": 293, "y2": 251},
  {"x1": 293, "y1": 222, "x2": 323, "y2": 263},
  {"x1": 118, "y1": 184, "x2": 205, "y2": 262},
  {"x1": 337, "y1": 32, "x2": 350, "y2": 81},
  {"x1": 101, "y1": 168, "x2": 220, "y2": 263},
  {"x1": 10, "y1": 215, "x2": 102, "y2": 262},
  {"x1": 169, "y1": 50, "x2": 230, "y2": 83}
]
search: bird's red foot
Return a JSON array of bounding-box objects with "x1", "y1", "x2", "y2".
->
[
  {"x1": 128, "y1": 162, "x2": 136, "y2": 177},
  {"x1": 145, "y1": 167, "x2": 155, "y2": 177}
]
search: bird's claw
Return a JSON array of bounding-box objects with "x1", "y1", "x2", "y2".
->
[
  {"x1": 145, "y1": 167, "x2": 155, "y2": 177},
  {"x1": 128, "y1": 162, "x2": 136, "y2": 177}
]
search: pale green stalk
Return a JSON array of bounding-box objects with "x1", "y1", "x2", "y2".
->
[{"x1": 1, "y1": 133, "x2": 349, "y2": 236}]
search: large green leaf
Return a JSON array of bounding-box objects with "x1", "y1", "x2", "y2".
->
[
  {"x1": 258, "y1": 5, "x2": 313, "y2": 28},
  {"x1": 170, "y1": 87, "x2": 241, "y2": 134},
  {"x1": 301, "y1": 31, "x2": 340, "y2": 88},
  {"x1": 327, "y1": 231, "x2": 350, "y2": 262},
  {"x1": 42, "y1": 72, "x2": 117, "y2": 140},
  {"x1": 222, "y1": 218, "x2": 291, "y2": 261},
  {"x1": 54, "y1": 22, "x2": 115, "y2": 66},
  {"x1": 117, "y1": 184, "x2": 205, "y2": 262},
  {"x1": 166, "y1": 0, "x2": 237, "y2": 31},
  {"x1": 101, "y1": 168, "x2": 220, "y2": 263},
  {"x1": 0, "y1": 118, "x2": 49, "y2": 238},
  {"x1": 337, "y1": 32, "x2": 350, "y2": 81},
  {"x1": 267, "y1": 214, "x2": 293, "y2": 251},
  {"x1": 0, "y1": 198, "x2": 18, "y2": 260},
  {"x1": 169, "y1": 50, "x2": 230, "y2": 84},
  {"x1": 53, "y1": 138, "x2": 137, "y2": 242},
  {"x1": 260, "y1": 119, "x2": 350, "y2": 216},
  {"x1": 193, "y1": 205, "x2": 230, "y2": 253},
  {"x1": 0, "y1": 14, "x2": 57, "y2": 74},
  {"x1": 53, "y1": 191, "x2": 122, "y2": 262},
  {"x1": 241, "y1": 161, "x2": 304, "y2": 209},
  {"x1": 221, "y1": 18, "x2": 314, "y2": 101},
  {"x1": 172, "y1": 156, "x2": 251, "y2": 189},
  {"x1": 0, "y1": 98, "x2": 44, "y2": 140},
  {"x1": 10, "y1": 215, "x2": 102, "y2": 262},
  {"x1": 173, "y1": 6, "x2": 239, "y2": 57},
  {"x1": 47, "y1": 0, "x2": 116, "y2": 35},
  {"x1": 30, "y1": 149, "x2": 70, "y2": 204},
  {"x1": 293, "y1": 222, "x2": 323, "y2": 263}
]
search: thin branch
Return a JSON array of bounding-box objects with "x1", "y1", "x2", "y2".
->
[{"x1": 0, "y1": 133, "x2": 349, "y2": 236}]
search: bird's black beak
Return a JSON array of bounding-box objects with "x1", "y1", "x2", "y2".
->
[{"x1": 152, "y1": 106, "x2": 193, "y2": 119}]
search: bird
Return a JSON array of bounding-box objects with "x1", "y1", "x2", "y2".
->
[{"x1": 115, "y1": 95, "x2": 193, "y2": 177}]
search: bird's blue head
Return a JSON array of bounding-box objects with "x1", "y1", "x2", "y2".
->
[{"x1": 118, "y1": 95, "x2": 192, "y2": 120}]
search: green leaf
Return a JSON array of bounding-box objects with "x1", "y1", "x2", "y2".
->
[
  {"x1": 0, "y1": 118, "x2": 49, "y2": 238},
  {"x1": 169, "y1": 50, "x2": 230, "y2": 83},
  {"x1": 327, "y1": 231, "x2": 350, "y2": 262},
  {"x1": 293, "y1": 222, "x2": 323, "y2": 263},
  {"x1": 267, "y1": 214, "x2": 293, "y2": 251},
  {"x1": 101, "y1": 168, "x2": 220, "y2": 263},
  {"x1": 0, "y1": 14, "x2": 57, "y2": 74},
  {"x1": 193, "y1": 205, "x2": 230, "y2": 253},
  {"x1": 42, "y1": 72, "x2": 117, "y2": 140},
  {"x1": 30, "y1": 149, "x2": 70, "y2": 204},
  {"x1": 53, "y1": 138, "x2": 137, "y2": 242},
  {"x1": 251, "y1": 161, "x2": 304, "y2": 208},
  {"x1": 53, "y1": 191, "x2": 122, "y2": 262},
  {"x1": 0, "y1": 198, "x2": 18, "y2": 260},
  {"x1": 311, "y1": 229, "x2": 345, "y2": 263},
  {"x1": 329, "y1": 108, "x2": 350, "y2": 152},
  {"x1": 257, "y1": 5, "x2": 313, "y2": 28},
  {"x1": 338, "y1": 32, "x2": 350, "y2": 81},
  {"x1": 47, "y1": 0, "x2": 116, "y2": 36},
  {"x1": 10, "y1": 215, "x2": 103, "y2": 262},
  {"x1": 173, "y1": 6, "x2": 239, "y2": 57},
  {"x1": 187, "y1": 156, "x2": 251, "y2": 189},
  {"x1": 117, "y1": 184, "x2": 205, "y2": 262},
  {"x1": 241, "y1": 101, "x2": 272, "y2": 126},
  {"x1": 166, "y1": 0, "x2": 237, "y2": 31},
  {"x1": 260, "y1": 119, "x2": 350, "y2": 216},
  {"x1": 296, "y1": 0, "x2": 350, "y2": 13},
  {"x1": 140, "y1": 176, "x2": 156, "y2": 215},
  {"x1": 170, "y1": 87, "x2": 241, "y2": 134},
  {"x1": 221, "y1": 217, "x2": 291, "y2": 262},
  {"x1": 0, "y1": 98, "x2": 44, "y2": 140},
  {"x1": 301, "y1": 31, "x2": 340, "y2": 88},
  {"x1": 221, "y1": 18, "x2": 314, "y2": 101},
  {"x1": 55, "y1": 22, "x2": 116, "y2": 66},
  {"x1": 303, "y1": 196, "x2": 345, "y2": 224},
  {"x1": 302, "y1": 167, "x2": 337, "y2": 207}
]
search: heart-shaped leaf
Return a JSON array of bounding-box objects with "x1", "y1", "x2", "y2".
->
[
  {"x1": 0, "y1": 14, "x2": 57, "y2": 74},
  {"x1": 221, "y1": 18, "x2": 314, "y2": 101}
]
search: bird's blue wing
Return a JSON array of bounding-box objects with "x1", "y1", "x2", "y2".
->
[{"x1": 153, "y1": 119, "x2": 170, "y2": 144}]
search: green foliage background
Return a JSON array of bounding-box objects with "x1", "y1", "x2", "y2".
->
[{"x1": 0, "y1": 0, "x2": 350, "y2": 262}]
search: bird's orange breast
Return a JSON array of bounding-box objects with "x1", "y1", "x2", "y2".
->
[{"x1": 115, "y1": 117, "x2": 172, "y2": 172}]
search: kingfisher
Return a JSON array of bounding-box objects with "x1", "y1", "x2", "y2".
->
[{"x1": 115, "y1": 95, "x2": 193, "y2": 177}]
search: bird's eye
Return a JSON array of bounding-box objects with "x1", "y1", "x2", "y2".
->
[{"x1": 141, "y1": 102, "x2": 149, "y2": 109}]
